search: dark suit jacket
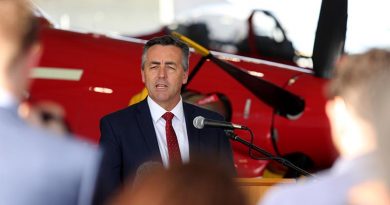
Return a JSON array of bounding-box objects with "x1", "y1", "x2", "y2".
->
[{"x1": 96, "y1": 99, "x2": 235, "y2": 201}]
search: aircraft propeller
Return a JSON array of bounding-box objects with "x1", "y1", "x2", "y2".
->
[{"x1": 172, "y1": 32, "x2": 305, "y2": 119}]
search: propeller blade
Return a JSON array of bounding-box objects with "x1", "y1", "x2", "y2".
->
[{"x1": 172, "y1": 32, "x2": 305, "y2": 118}]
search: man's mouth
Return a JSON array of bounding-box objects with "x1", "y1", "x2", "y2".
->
[{"x1": 155, "y1": 84, "x2": 168, "y2": 89}]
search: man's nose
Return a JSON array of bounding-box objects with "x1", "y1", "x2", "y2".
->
[{"x1": 158, "y1": 67, "x2": 166, "y2": 78}]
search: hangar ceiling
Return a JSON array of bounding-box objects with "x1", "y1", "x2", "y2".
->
[{"x1": 32, "y1": 0, "x2": 390, "y2": 56}]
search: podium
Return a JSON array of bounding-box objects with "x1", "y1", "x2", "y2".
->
[{"x1": 236, "y1": 178, "x2": 296, "y2": 205}]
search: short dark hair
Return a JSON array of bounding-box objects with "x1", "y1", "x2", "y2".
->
[
  {"x1": 141, "y1": 35, "x2": 190, "y2": 71},
  {"x1": 327, "y1": 49, "x2": 390, "y2": 121}
]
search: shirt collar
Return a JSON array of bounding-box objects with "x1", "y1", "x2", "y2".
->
[
  {"x1": 147, "y1": 96, "x2": 185, "y2": 123},
  {"x1": 0, "y1": 86, "x2": 19, "y2": 109}
]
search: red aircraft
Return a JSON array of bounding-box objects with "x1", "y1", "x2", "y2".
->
[
  {"x1": 29, "y1": 0, "x2": 347, "y2": 177},
  {"x1": 135, "y1": 9, "x2": 299, "y2": 66}
]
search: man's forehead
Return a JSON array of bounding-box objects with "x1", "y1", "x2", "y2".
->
[
  {"x1": 147, "y1": 44, "x2": 181, "y2": 52},
  {"x1": 146, "y1": 46, "x2": 182, "y2": 60}
]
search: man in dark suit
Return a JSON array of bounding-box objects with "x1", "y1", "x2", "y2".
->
[{"x1": 98, "y1": 35, "x2": 235, "y2": 198}]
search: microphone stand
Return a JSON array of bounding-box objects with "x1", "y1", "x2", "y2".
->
[{"x1": 225, "y1": 130, "x2": 315, "y2": 177}]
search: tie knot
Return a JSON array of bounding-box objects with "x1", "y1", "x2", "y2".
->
[{"x1": 162, "y1": 112, "x2": 174, "y2": 122}]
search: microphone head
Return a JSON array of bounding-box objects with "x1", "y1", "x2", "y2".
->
[{"x1": 193, "y1": 116, "x2": 205, "y2": 129}]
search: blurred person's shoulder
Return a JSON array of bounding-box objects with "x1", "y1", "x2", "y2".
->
[
  {"x1": 1, "y1": 114, "x2": 100, "y2": 166},
  {"x1": 259, "y1": 165, "x2": 364, "y2": 205},
  {"x1": 0, "y1": 111, "x2": 101, "y2": 205},
  {"x1": 33, "y1": 126, "x2": 101, "y2": 161}
]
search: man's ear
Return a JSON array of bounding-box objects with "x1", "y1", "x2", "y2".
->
[
  {"x1": 141, "y1": 69, "x2": 145, "y2": 83},
  {"x1": 325, "y1": 98, "x2": 336, "y2": 124},
  {"x1": 182, "y1": 69, "x2": 189, "y2": 85},
  {"x1": 26, "y1": 43, "x2": 42, "y2": 70},
  {"x1": 326, "y1": 97, "x2": 348, "y2": 123},
  {"x1": 326, "y1": 97, "x2": 348, "y2": 139}
]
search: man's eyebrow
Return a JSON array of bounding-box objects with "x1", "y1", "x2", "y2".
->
[
  {"x1": 148, "y1": 61, "x2": 177, "y2": 66},
  {"x1": 165, "y1": 62, "x2": 177, "y2": 66},
  {"x1": 149, "y1": 61, "x2": 161, "y2": 65}
]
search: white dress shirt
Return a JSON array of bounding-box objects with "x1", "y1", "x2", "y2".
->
[{"x1": 147, "y1": 96, "x2": 190, "y2": 167}]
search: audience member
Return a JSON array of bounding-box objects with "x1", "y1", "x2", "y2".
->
[
  {"x1": 111, "y1": 161, "x2": 246, "y2": 205},
  {"x1": 347, "y1": 51, "x2": 390, "y2": 205},
  {"x1": 0, "y1": 0, "x2": 101, "y2": 204},
  {"x1": 259, "y1": 49, "x2": 390, "y2": 205}
]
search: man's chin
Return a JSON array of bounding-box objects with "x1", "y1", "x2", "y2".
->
[
  {"x1": 150, "y1": 95, "x2": 170, "y2": 103},
  {"x1": 150, "y1": 94, "x2": 181, "y2": 108}
]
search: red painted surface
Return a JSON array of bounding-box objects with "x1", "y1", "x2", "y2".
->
[{"x1": 30, "y1": 24, "x2": 338, "y2": 177}]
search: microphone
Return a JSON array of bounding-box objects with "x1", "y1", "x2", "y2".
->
[{"x1": 193, "y1": 116, "x2": 247, "y2": 130}]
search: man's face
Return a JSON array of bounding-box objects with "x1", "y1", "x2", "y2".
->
[{"x1": 142, "y1": 45, "x2": 188, "y2": 110}]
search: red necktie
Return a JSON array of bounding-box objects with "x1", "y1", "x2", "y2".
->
[{"x1": 162, "y1": 112, "x2": 182, "y2": 165}]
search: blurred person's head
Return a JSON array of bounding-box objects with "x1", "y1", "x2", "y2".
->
[
  {"x1": 349, "y1": 48, "x2": 390, "y2": 205},
  {"x1": 112, "y1": 161, "x2": 246, "y2": 205},
  {"x1": 326, "y1": 49, "x2": 390, "y2": 159},
  {"x1": 373, "y1": 73, "x2": 390, "y2": 192},
  {"x1": 322, "y1": 49, "x2": 390, "y2": 205},
  {"x1": 0, "y1": 0, "x2": 41, "y2": 100}
]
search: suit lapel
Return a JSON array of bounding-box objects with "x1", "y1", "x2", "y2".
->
[
  {"x1": 183, "y1": 102, "x2": 201, "y2": 159},
  {"x1": 135, "y1": 100, "x2": 162, "y2": 162}
]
